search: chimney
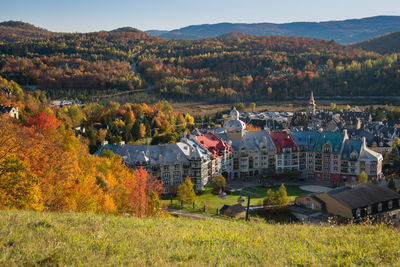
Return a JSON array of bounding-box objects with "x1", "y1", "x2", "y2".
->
[
  {"x1": 362, "y1": 137, "x2": 367, "y2": 149},
  {"x1": 343, "y1": 129, "x2": 348, "y2": 140}
]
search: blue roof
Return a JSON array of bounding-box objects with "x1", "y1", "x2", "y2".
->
[
  {"x1": 94, "y1": 144, "x2": 118, "y2": 156},
  {"x1": 341, "y1": 139, "x2": 362, "y2": 161},
  {"x1": 291, "y1": 131, "x2": 320, "y2": 150}
]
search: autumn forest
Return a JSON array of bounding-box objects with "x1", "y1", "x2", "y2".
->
[{"x1": 0, "y1": 21, "x2": 399, "y2": 103}]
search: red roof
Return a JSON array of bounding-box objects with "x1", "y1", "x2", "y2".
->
[
  {"x1": 269, "y1": 131, "x2": 298, "y2": 153},
  {"x1": 196, "y1": 132, "x2": 232, "y2": 158}
]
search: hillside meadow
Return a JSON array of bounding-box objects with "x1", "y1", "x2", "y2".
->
[{"x1": 0, "y1": 210, "x2": 399, "y2": 266}]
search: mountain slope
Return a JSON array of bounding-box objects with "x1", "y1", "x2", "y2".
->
[
  {"x1": 0, "y1": 20, "x2": 55, "y2": 43},
  {"x1": 146, "y1": 16, "x2": 400, "y2": 44},
  {"x1": 351, "y1": 31, "x2": 400, "y2": 53}
]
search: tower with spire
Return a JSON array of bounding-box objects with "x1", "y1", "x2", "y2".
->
[{"x1": 308, "y1": 91, "x2": 316, "y2": 117}]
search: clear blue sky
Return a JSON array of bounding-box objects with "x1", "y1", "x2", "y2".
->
[{"x1": 1, "y1": 0, "x2": 399, "y2": 32}]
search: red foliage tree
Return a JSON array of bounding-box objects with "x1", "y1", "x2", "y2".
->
[{"x1": 29, "y1": 111, "x2": 60, "y2": 132}]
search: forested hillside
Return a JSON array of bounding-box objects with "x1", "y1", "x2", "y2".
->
[
  {"x1": 351, "y1": 31, "x2": 400, "y2": 54},
  {"x1": 0, "y1": 22, "x2": 399, "y2": 102},
  {"x1": 147, "y1": 16, "x2": 400, "y2": 44},
  {"x1": 0, "y1": 21, "x2": 55, "y2": 43}
]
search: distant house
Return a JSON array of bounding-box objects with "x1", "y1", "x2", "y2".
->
[
  {"x1": 0, "y1": 104, "x2": 18, "y2": 119},
  {"x1": 1, "y1": 87, "x2": 12, "y2": 97},
  {"x1": 295, "y1": 183, "x2": 400, "y2": 221},
  {"x1": 220, "y1": 204, "x2": 246, "y2": 219}
]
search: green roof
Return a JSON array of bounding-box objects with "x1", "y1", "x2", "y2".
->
[{"x1": 314, "y1": 132, "x2": 345, "y2": 154}]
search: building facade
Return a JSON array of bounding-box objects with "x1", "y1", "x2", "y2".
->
[{"x1": 95, "y1": 140, "x2": 211, "y2": 193}]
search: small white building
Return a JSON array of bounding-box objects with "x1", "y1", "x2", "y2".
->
[{"x1": 0, "y1": 104, "x2": 18, "y2": 119}]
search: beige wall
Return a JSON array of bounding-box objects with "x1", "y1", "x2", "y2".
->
[
  {"x1": 314, "y1": 193, "x2": 353, "y2": 218},
  {"x1": 295, "y1": 196, "x2": 322, "y2": 210}
]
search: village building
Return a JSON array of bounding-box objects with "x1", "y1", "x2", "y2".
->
[
  {"x1": 295, "y1": 183, "x2": 400, "y2": 221},
  {"x1": 269, "y1": 131, "x2": 299, "y2": 174},
  {"x1": 291, "y1": 131, "x2": 320, "y2": 179},
  {"x1": 193, "y1": 132, "x2": 233, "y2": 180},
  {"x1": 341, "y1": 137, "x2": 383, "y2": 181},
  {"x1": 313, "y1": 131, "x2": 346, "y2": 183},
  {"x1": 0, "y1": 104, "x2": 18, "y2": 119},
  {"x1": 95, "y1": 140, "x2": 211, "y2": 193},
  {"x1": 214, "y1": 107, "x2": 276, "y2": 179},
  {"x1": 220, "y1": 204, "x2": 246, "y2": 219}
]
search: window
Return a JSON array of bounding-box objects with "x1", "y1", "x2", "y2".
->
[
  {"x1": 367, "y1": 206, "x2": 372, "y2": 215},
  {"x1": 378, "y1": 203, "x2": 382, "y2": 212},
  {"x1": 174, "y1": 164, "x2": 180, "y2": 170},
  {"x1": 356, "y1": 209, "x2": 361, "y2": 217},
  {"x1": 163, "y1": 165, "x2": 169, "y2": 171},
  {"x1": 389, "y1": 200, "x2": 393, "y2": 209}
]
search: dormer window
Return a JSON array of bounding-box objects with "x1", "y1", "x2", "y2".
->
[
  {"x1": 323, "y1": 144, "x2": 331, "y2": 153},
  {"x1": 350, "y1": 152, "x2": 358, "y2": 160}
]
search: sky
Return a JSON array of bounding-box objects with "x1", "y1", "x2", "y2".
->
[{"x1": 1, "y1": 0, "x2": 399, "y2": 32}]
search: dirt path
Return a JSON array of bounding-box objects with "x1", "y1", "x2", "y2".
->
[{"x1": 168, "y1": 208, "x2": 224, "y2": 221}]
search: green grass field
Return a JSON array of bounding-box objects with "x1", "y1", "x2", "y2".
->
[
  {"x1": 165, "y1": 185, "x2": 311, "y2": 213},
  {"x1": 1, "y1": 210, "x2": 399, "y2": 266}
]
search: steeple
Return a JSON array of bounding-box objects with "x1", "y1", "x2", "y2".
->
[{"x1": 308, "y1": 91, "x2": 316, "y2": 116}]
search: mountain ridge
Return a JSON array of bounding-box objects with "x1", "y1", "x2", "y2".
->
[
  {"x1": 145, "y1": 16, "x2": 400, "y2": 44},
  {"x1": 351, "y1": 31, "x2": 400, "y2": 54}
]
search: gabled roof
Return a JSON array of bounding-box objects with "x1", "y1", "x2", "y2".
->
[
  {"x1": 0, "y1": 104, "x2": 14, "y2": 113},
  {"x1": 341, "y1": 139, "x2": 362, "y2": 161},
  {"x1": 220, "y1": 204, "x2": 245, "y2": 214},
  {"x1": 215, "y1": 129, "x2": 276, "y2": 152},
  {"x1": 196, "y1": 132, "x2": 232, "y2": 158},
  {"x1": 291, "y1": 131, "x2": 320, "y2": 150},
  {"x1": 269, "y1": 131, "x2": 298, "y2": 153},
  {"x1": 314, "y1": 131, "x2": 345, "y2": 154},
  {"x1": 326, "y1": 183, "x2": 400, "y2": 210}
]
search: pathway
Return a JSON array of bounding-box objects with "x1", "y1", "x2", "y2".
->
[{"x1": 168, "y1": 208, "x2": 224, "y2": 221}]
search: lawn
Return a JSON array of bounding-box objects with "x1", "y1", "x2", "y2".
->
[
  {"x1": 240, "y1": 185, "x2": 311, "y2": 201},
  {"x1": 164, "y1": 185, "x2": 311, "y2": 213},
  {"x1": 1, "y1": 210, "x2": 399, "y2": 266}
]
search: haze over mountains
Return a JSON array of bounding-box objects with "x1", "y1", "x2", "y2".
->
[{"x1": 145, "y1": 16, "x2": 400, "y2": 44}]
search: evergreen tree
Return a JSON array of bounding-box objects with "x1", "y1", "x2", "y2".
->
[{"x1": 131, "y1": 121, "x2": 141, "y2": 141}]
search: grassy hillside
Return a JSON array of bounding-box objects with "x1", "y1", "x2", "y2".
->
[
  {"x1": 351, "y1": 31, "x2": 400, "y2": 54},
  {"x1": 1, "y1": 210, "x2": 399, "y2": 266}
]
